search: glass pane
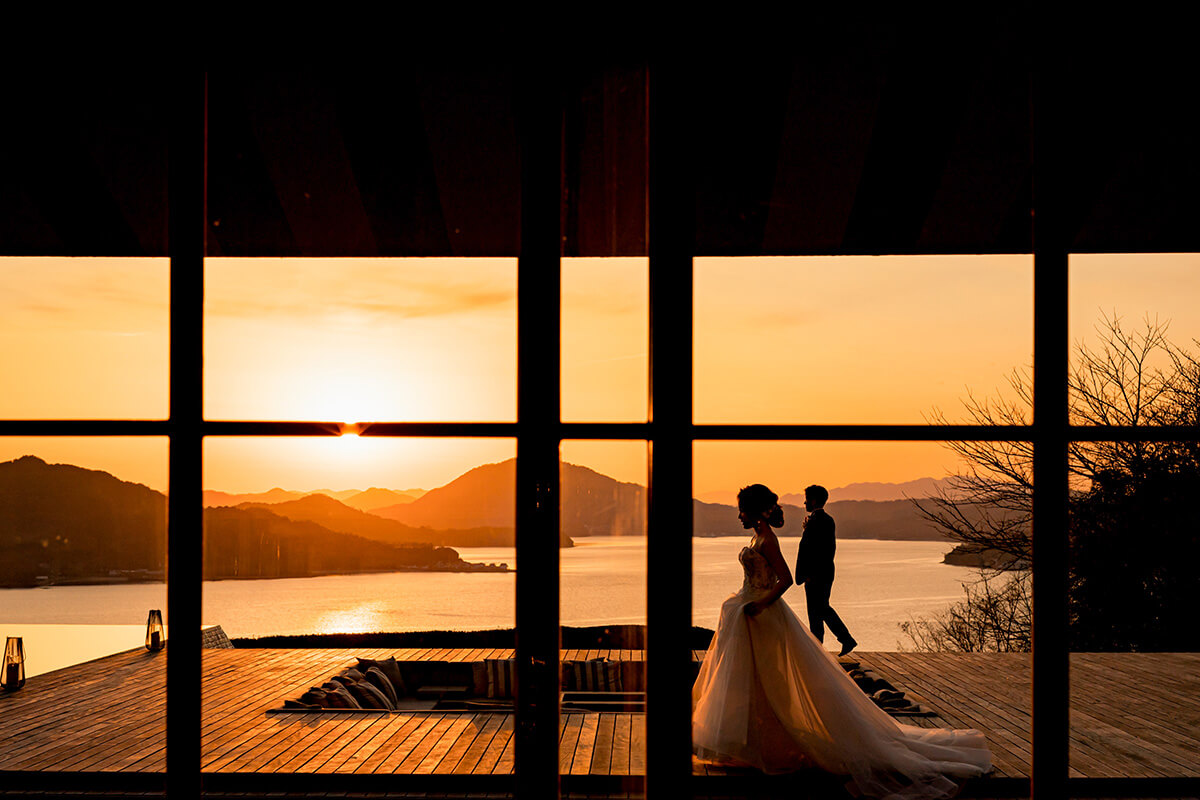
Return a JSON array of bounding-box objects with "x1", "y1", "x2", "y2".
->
[
  {"x1": 1, "y1": 73, "x2": 169, "y2": 256},
  {"x1": 694, "y1": 255, "x2": 1032, "y2": 424},
  {"x1": 207, "y1": 70, "x2": 519, "y2": 258},
  {"x1": 1069, "y1": 253, "x2": 1200, "y2": 426},
  {"x1": 559, "y1": 440, "x2": 646, "y2": 782},
  {"x1": 201, "y1": 436, "x2": 517, "y2": 775},
  {"x1": 689, "y1": 57, "x2": 1031, "y2": 255},
  {"x1": 204, "y1": 258, "x2": 516, "y2": 422},
  {"x1": 693, "y1": 440, "x2": 1030, "y2": 778},
  {"x1": 0, "y1": 437, "x2": 167, "y2": 773},
  {"x1": 561, "y1": 258, "x2": 648, "y2": 422},
  {"x1": 560, "y1": 440, "x2": 647, "y2": 630},
  {"x1": 0, "y1": 258, "x2": 169, "y2": 419},
  {"x1": 1068, "y1": 440, "x2": 1200, "y2": 777},
  {"x1": 202, "y1": 436, "x2": 516, "y2": 639}
]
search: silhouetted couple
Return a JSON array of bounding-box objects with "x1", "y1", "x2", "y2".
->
[{"x1": 692, "y1": 483, "x2": 991, "y2": 798}]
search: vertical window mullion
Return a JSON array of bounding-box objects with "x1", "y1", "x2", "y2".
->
[
  {"x1": 166, "y1": 70, "x2": 206, "y2": 800},
  {"x1": 1031, "y1": 61, "x2": 1070, "y2": 799},
  {"x1": 515, "y1": 64, "x2": 563, "y2": 799},
  {"x1": 647, "y1": 62, "x2": 696, "y2": 799}
]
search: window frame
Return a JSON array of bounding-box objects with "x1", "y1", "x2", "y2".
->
[{"x1": 3, "y1": 64, "x2": 1199, "y2": 800}]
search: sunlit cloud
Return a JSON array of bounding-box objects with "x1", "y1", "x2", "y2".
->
[{"x1": 205, "y1": 258, "x2": 516, "y2": 322}]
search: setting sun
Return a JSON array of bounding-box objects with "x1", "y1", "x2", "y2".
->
[{"x1": 4, "y1": 254, "x2": 1200, "y2": 494}]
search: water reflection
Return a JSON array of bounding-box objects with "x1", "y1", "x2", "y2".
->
[
  {"x1": 0, "y1": 624, "x2": 149, "y2": 677},
  {"x1": 313, "y1": 604, "x2": 390, "y2": 635}
]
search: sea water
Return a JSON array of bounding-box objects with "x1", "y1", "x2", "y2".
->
[{"x1": 0, "y1": 537, "x2": 980, "y2": 671}]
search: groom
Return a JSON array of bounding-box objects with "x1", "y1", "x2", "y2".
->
[{"x1": 796, "y1": 484, "x2": 857, "y2": 656}]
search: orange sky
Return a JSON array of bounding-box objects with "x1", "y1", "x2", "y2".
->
[{"x1": 2, "y1": 254, "x2": 1197, "y2": 496}]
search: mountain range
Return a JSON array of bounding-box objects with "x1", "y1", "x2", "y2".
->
[
  {"x1": 0, "y1": 456, "x2": 167, "y2": 587},
  {"x1": 365, "y1": 459, "x2": 646, "y2": 541},
  {"x1": 697, "y1": 477, "x2": 958, "y2": 507},
  {"x1": 1, "y1": 454, "x2": 962, "y2": 588},
  {"x1": 787, "y1": 477, "x2": 960, "y2": 504},
  {"x1": 237, "y1": 493, "x2": 521, "y2": 548},
  {"x1": 692, "y1": 498, "x2": 948, "y2": 541},
  {"x1": 0, "y1": 456, "x2": 493, "y2": 588},
  {"x1": 203, "y1": 486, "x2": 423, "y2": 511}
]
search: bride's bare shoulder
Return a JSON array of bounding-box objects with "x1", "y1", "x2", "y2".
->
[{"x1": 754, "y1": 529, "x2": 782, "y2": 554}]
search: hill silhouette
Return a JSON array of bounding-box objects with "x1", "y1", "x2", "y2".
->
[
  {"x1": 202, "y1": 506, "x2": 476, "y2": 580},
  {"x1": 371, "y1": 460, "x2": 513, "y2": 528},
  {"x1": 223, "y1": 460, "x2": 948, "y2": 544},
  {"x1": 694, "y1": 498, "x2": 949, "y2": 541},
  {"x1": 370, "y1": 459, "x2": 586, "y2": 546},
  {"x1": 203, "y1": 488, "x2": 309, "y2": 507},
  {"x1": 0, "y1": 455, "x2": 166, "y2": 586},
  {"x1": 560, "y1": 463, "x2": 646, "y2": 538},
  {"x1": 2, "y1": 453, "x2": 966, "y2": 590},
  {"x1": 0, "y1": 456, "x2": 500, "y2": 587},
  {"x1": 782, "y1": 477, "x2": 959, "y2": 504},
  {"x1": 238, "y1": 493, "x2": 516, "y2": 548},
  {"x1": 203, "y1": 487, "x2": 422, "y2": 509},
  {"x1": 698, "y1": 477, "x2": 957, "y2": 506},
  {"x1": 342, "y1": 487, "x2": 418, "y2": 511}
]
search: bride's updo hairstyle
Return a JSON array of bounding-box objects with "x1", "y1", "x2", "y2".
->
[{"x1": 737, "y1": 483, "x2": 785, "y2": 528}]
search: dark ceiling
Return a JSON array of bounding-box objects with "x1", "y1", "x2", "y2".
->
[{"x1": 2, "y1": 49, "x2": 1197, "y2": 258}]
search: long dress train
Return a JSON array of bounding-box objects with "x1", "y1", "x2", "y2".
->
[{"x1": 692, "y1": 545, "x2": 992, "y2": 799}]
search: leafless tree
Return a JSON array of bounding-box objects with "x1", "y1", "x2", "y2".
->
[
  {"x1": 903, "y1": 313, "x2": 1199, "y2": 652},
  {"x1": 900, "y1": 570, "x2": 1031, "y2": 653}
]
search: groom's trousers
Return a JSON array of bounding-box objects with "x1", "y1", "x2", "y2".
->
[{"x1": 804, "y1": 577, "x2": 852, "y2": 645}]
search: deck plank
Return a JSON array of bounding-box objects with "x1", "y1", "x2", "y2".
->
[
  {"x1": 475, "y1": 714, "x2": 514, "y2": 775},
  {"x1": 3, "y1": 645, "x2": 1197, "y2": 789},
  {"x1": 558, "y1": 713, "x2": 585, "y2": 774},
  {"x1": 589, "y1": 712, "x2": 616, "y2": 776},
  {"x1": 413, "y1": 714, "x2": 478, "y2": 774},
  {"x1": 866, "y1": 651, "x2": 1030, "y2": 778},
  {"x1": 609, "y1": 712, "x2": 633, "y2": 776},
  {"x1": 351, "y1": 713, "x2": 431, "y2": 774},
  {"x1": 446, "y1": 713, "x2": 506, "y2": 775},
  {"x1": 628, "y1": 713, "x2": 646, "y2": 774},
  {"x1": 569, "y1": 713, "x2": 601, "y2": 775},
  {"x1": 373, "y1": 713, "x2": 447, "y2": 774},
  {"x1": 491, "y1": 716, "x2": 516, "y2": 775}
]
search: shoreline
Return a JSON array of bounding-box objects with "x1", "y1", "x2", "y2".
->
[
  {"x1": 4, "y1": 561, "x2": 512, "y2": 589},
  {"x1": 233, "y1": 624, "x2": 717, "y2": 650}
]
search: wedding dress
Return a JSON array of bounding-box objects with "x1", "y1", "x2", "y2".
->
[{"x1": 692, "y1": 543, "x2": 992, "y2": 799}]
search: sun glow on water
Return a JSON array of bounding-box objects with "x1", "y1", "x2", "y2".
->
[{"x1": 312, "y1": 604, "x2": 389, "y2": 635}]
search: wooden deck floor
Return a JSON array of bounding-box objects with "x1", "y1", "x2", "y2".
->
[{"x1": 0, "y1": 646, "x2": 1197, "y2": 786}]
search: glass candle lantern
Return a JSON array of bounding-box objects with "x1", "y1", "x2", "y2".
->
[
  {"x1": 2, "y1": 637, "x2": 25, "y2": 691},
  {"x1": 146, "y1": 609, "x2": 165, "y2": 652}
]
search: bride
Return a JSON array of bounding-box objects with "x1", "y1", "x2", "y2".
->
[{"x1": 692, "y1": 484, "x2": 993, "y2": 799}]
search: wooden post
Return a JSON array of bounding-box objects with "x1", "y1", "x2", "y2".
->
[
  {"x1": 166, "y1": 69, "x2": 206, "y2": 800},
  {"x1": 515, "y1": 61, "x2": 563, "y2": 800},
  {"x1": 1031, "y1": 57, "x2": 1070, "y2": 800},
  {"x1": 647, "y1": 59, "x2": 695, "y2": 800}
]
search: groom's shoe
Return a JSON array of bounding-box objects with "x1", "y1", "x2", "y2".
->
[{"x1": 838, "y1": 638, "x2": 858, "y2": 657}]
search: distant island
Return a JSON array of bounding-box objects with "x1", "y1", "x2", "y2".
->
[
  {"x1": 941, "y1": 542, "x2": 1029, "y2": 570},
  {"x1": 1, "y1": 454, "x2": 971, "y2": 589}
]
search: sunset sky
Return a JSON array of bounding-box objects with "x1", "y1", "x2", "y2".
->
[{"x1": 2, "y1": 254, "x2": 1197, "y2": 497}]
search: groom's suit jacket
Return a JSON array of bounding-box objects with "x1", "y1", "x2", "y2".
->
[{"x1": 795, "y1": 508, "x2": 836, "y2": 584}]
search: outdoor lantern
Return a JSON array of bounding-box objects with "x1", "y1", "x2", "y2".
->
[
  {"x1": 146, "y1": 609, "x2": 165, "y2": 652},
  {"x1": 2, "y1": 637, "x2": 25, "y2": 691}
]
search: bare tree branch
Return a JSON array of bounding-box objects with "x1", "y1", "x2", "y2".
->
[{"x1": 904, "y1": 313, "x2": 1196, "y2": 652}]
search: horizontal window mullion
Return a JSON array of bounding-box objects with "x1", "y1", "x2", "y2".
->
[
  {"x1": 1064, "y1": 425, "x2": 1200, "y2": 442},
  {"x1": 0, "y1": 420, "x2": 173, "y2": 435},
  {"x1": 204, "y1": 421, "x2": 520, "y2": 437},
  {"x1": 559, "y1": 422, "x2": 649, "y2": 438},
  {"x1": 694, "y1": 424, "x2": 1036, "y2": 441}
]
